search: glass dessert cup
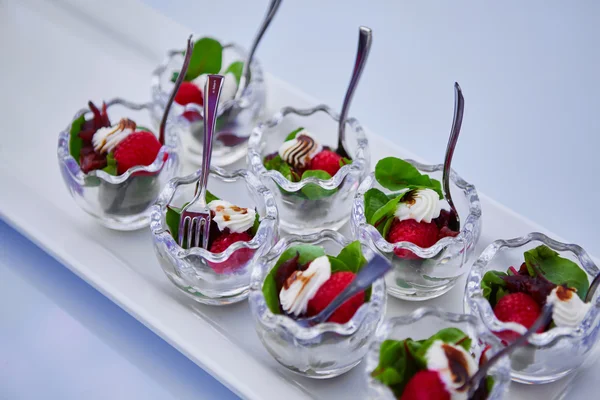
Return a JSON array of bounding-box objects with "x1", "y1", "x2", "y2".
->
[
  {"x1": 351, "y1": 161, "x2": 481, "y2": 301},
  {"x1": 365, "y1": 307, "x2": 511, "y2": 399},
  {"x1": 57, "y1": 98, "x2": 180, "y2": 231},
  {"x1": 150, "y1": 167, "x2": 278, "y2": 306},
  {"x1": 151, "y1": 44, "x2": 265, "y2": 167},
  {"x1": 248, "y1": 230, "x2": 386, "y2": 378},
  {"x1": 247, "y1": 105, "x2": 370, "y2": 234},
  {"x1": 464, "y1": 232, "x2": 600, "y2": 384}
]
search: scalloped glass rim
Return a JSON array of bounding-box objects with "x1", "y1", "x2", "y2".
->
[
  {"x1": 353, "y1": 161, "x2": 481, "y2": 259},
  {"x1": 150, "y1": 166, "x2": 278, "y2": 262},
  {"x1": 366, "y1": 307, "x2": 511, "y2": 400},
  {"x1": 465, "y1": 232, "x2": 600, "y2": 347},
  {"x1": 151, "y1": 43, "x2": 264, "y2": 117},
  {"x1": 248, "y1": 229, "x2": 386, "y2": 341},
  {"x1": 247, "y1": 104, "x2": 369, "y2": 191},
  {"x1": 57, "y1": 98, "x2": 178, "y2": 185}
]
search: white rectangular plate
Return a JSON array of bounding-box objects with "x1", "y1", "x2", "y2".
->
[{"x1": 0, "y1": 1, "x2": 595, "y2": 399}]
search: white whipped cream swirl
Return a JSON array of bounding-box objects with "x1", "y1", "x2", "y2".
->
[
  {"x1": 425, "y1": 340, "x2": 478, "y2": 400},
  {"x1": 546, "y1": 286, "x2": 591, "y2": 329},
  {"x1": 92, "y1": 118, "x2": 137, "y2": 154},
  {"x1": 193, "y1": 72, "x2": 238, "y2": 106},
  {"x1": 208, "y1": 200, "x2": 256, "y2": 233},
  {"x1": 279, "y1": 255, "x2": 331, "y2": 316},
  {"x1": 278, "y1": 129, "x2": 323, "y2": 169},
  {"x1": 394, "y1": 188, "x2": 442, "y2": 223}
]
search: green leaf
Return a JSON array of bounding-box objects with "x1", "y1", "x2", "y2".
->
[
  {"x1": 339, "y1": 157, "x2": 352, "y2": 167},
  {"x1": 370, "y1": 194, "x2": 404, "y2": 226},
  {"x1": 186, "y1": 37, "x2": 223, "y2": 81},
  {"x1": 364, "y1": 188, "x2": 389, "y2": 223},
  {"x1": 495, "y1": 287, "x2": 509, "y2": 307},
  {"x1": 276, "y1": 245, "x2": 326, "y2": 269},
  {"x1": 381, "y1": 216, "x2": 395, "y2": 239},
  {"x1": 332, "y1": 241, "x2": 372, "y2": 300},
  {"x1": 136, "y1": 125, "x2": 152, "y2": 133},
  {"x1": 335, "y1": 241, "x2": 367, "y2": 273},
  {"x1": 371, "y1": 339, "x2": 422, "y2": 397},
  {"x1": 328, "y1": 255, "x2": 351, "y2": 273},
  {"x1": 102, "y1": 152, "x2": 118, "y2": 175},
  {"x1": 250, "y1": 210, "x2": 260, "y2": 236},
  {"x1": 264, "y1": 154, "x2": 294, "y2": 182},
  {"x1": 486, "y1": 376, "x2": 495, "y2": 393},
  {"x1": 300, "y1": 170, "x2": 337, "y2": 200},
  {"x1": 166, "y1": 204, "x2": 183, "y2": 239},
  {"x1": 224, "y1": 61, "x2": 244, "y2": 85},
  {"x1": 69, "y1": 114, "x2": 86, "y2": 162},
  {"x1": 375, "y1": 157, "x2": 443, "y2": 198},
  {"x1": 205, "y1": 189, "x2": 219, "y2": 204},
  {"x1": 524, "y1": 245, "x2": 590, "y2": 300},
  {"x1": 262, "y1": 245, "x2": 326, "y2": 314},
  {"x1": 481, "y1": 270, "x2": 508, "y2": 308},
  {"x1": 416, "y1": 327, "x2": 472, "y2": 361},
  {"x1": 261, "y1": 276, "x2": 279, "y2": 314},
  {"x1": 170, "y1": 72, "x2": 179, "y2": 83},
  {"x1": 285, "y1": 127, "x2": 304, "y2": 142},
  {"x1": 374, "y1": 367, "x2": 404, "y2": 388}
]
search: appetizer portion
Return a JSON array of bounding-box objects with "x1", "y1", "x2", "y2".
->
[
  {"x1": 263, "y1": 127, "x2": 352, "y2": 199},
  {"x1": 262, "y1": 241, "x2": 370, "y2": 324},
  {"x1": 371, "y1": 328, "x2": 495, "y2": 400},
  {"x1": 166, "y1": 190, "x2": 259, "y2": 274},
  {"x1": 70, "y1": 101, "x2": 163, "y2": 175},
  {"x1": 482, "y1": 244, "x2": 591, "y2": 340},
  {"x1": 364, "y1": 157, "x2": 459, "y2": 258}
]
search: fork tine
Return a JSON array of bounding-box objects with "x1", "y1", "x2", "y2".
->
[
  {"x1": 201, "y1": 217, "x2": 211, "y2": 249},
  {"x1": 186, "y1": 217, "x2": 194, "y2": 250},
  {"x1": 178, "y1": 216, "x2": 187, "y2": 247},
  {"x1": 194, "y1": 218, "x2": 203, "y2": 248}
]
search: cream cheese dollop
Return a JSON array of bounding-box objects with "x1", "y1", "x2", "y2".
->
[
  {"x1": 394, "y1": 188, "x2": 442, "y2": 223},
  {"x1": 279, "y1": 255, "x2": 331, "y2": 316},
  {"x1": 277, "y1": 129, "x2": 323, "y2": 169},
  {"x1": 425, "y1": 340, "x2": 478, "y2": 400},
  {"x1": 92, "y1": 118, "x2": 136, "y2": 154},
  {"x1": 193, "y1": 72, "x2": 238, "y2": 106},
  {"x1": 546, "y1": 286, "x2": 591, "y2": 329},
  {"x1": 208, "y1": 200, "x2": 256, "y2": 233}
]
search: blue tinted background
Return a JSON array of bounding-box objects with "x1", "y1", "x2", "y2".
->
[{"x1": 0, "y1": 220, "x2": 239, "y2": 400}]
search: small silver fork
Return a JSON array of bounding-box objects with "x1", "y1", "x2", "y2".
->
[
  {"x1": 178, "y1": 74, "x2": 225, "y2": 248},
  {"x1": 337, "y1": 26, "x2": 373, "y2": 159},
  {"x1": 442, "y1": 82, "x2": 464, "y2": 232},
  {"x1": 234, "y1": 0, "x2": 282, "y2": 100}
]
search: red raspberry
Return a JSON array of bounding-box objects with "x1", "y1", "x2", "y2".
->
[
  {"x1": 387, "y1": 219, "x2": 440, "y2": 259},
  {"x1": 306, "y1": 271, "x2": 364, "y2": 324},
  {"x1": 493, "y1": 292, "x2": 543, "y2": 342},
  {"x1": 113, "y1": 131, "x2": 162, "y2": 175},
  {"x1": 401, "y1": 370, "x2": 450, "y2": 400},
  {"x1": 175, "y1": 82, "x2": 203, "y2": 122},
  {"x1": 208, "y1": 231, "x2": 254, "y2": 274},
  {"x1": 309, "y1": 150, "x2": 343, "y2": 177}
]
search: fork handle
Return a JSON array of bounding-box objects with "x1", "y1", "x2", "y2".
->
[
  {"x1": 337, "y1": 26, "x2": 372, "y2": 156},
  {"x1": 236, "y1": 0, "x2": 282, "y2": 99},
  {"x1": 198, "y1": 75, "x2": 224, "y2": 206},
  {"x1": 442, "y1": 83, "x2": 464, "y2": 206}
]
